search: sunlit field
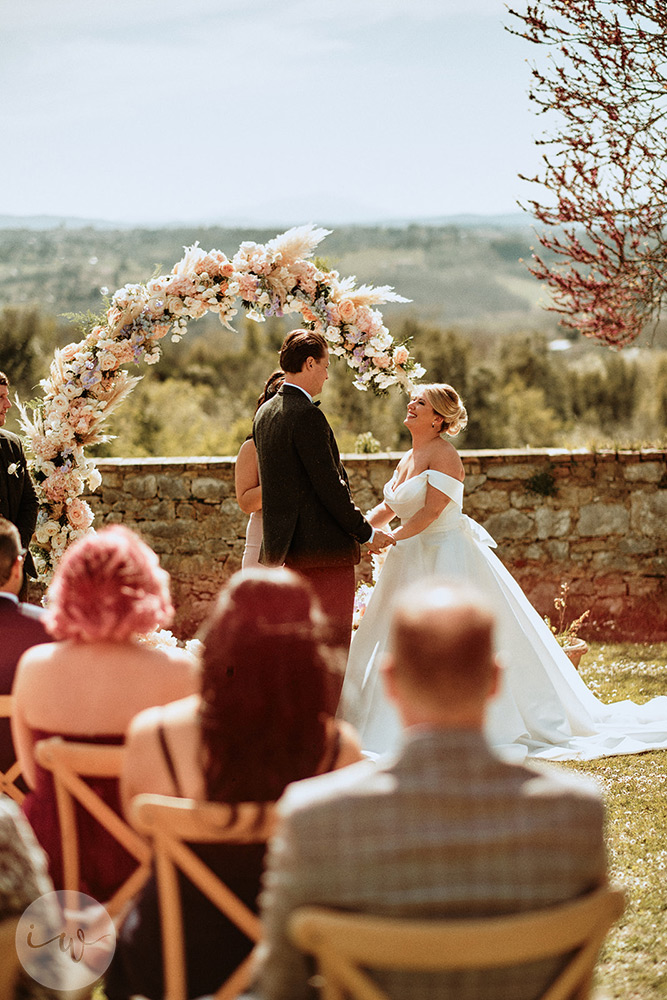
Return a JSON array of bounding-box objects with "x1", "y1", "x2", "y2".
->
[{"x1": 562, "y1": 643, "x2": 667, "y2": 1000}]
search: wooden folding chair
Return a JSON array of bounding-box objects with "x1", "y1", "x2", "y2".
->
[
  {"x1": 0, "y1": 914, "x2": 21, "y2": 1000},
  {"x1": 289, "y1": 885, "x2": 626, "y2": 1000},
  {"x1": 0, "y1": 695, "x2": 25, "y2": 804},
  {"x1": 34, "y1": 736, "x2": 152, "y2": 918},
  {"x1": 131, "y1": 793, "x2": 277, "y2": 1000}
]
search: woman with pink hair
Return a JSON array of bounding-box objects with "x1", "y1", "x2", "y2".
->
[{"x1": 12, "y1": 525, "x2": 197, "y2": 901}]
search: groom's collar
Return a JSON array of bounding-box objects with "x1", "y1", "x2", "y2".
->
[
  {"x1": 282, "y1": 381, "x2": 313, "y2": 402},
  {"x1": 282, "y1": 382, "x2": 320, "y2": 405}
]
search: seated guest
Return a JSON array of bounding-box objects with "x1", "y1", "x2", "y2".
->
[
  {"x1": 11, "y1": 525, "x2": 198, "y2": 902},
  {"x1": 0, "y1": 518, "x2": 51, "y2": 787},
  {"x1": 105, "y1": 567, "x2": 362, "y2": 1000},
  {"x1": 0, "y1": 797, "x2": 60, "y2": 998},
  {"x1": 249, "y1": 578, "x2": 608, "y2": 1000}
]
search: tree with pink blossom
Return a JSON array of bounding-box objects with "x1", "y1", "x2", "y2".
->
[{"x1": 507, "y1": 1, "x2": 667, "y2": 348}]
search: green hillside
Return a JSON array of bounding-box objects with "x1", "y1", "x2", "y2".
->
[{"x1": 0, "y1": 222, "x2": 551, "y2": 332}]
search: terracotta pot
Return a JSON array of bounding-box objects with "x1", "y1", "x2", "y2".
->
[{"x1": 563, "y1": 638, "x2": 588, "y2": 669}]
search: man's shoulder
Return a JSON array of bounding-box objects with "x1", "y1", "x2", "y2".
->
[
  {"x1": 1, "y1": 596, "x2": 49, "y2": 629},
  {"x1": 279, "y1": 758, "x2": 380, "y2": 819},
  {"x1": 0, "y1": 428, "x2": 21, "y2": 448},
  {"x1": 17, "y1": 601, "x2": 50, "y2": 624},
  {"x1": 518, "y1": 758, "x2": 604, "y2": 812}
]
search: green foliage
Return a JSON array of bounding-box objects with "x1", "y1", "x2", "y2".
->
[
  {"x1": 354, "y1": 432, "x2": 382, "y2": 454},
  {"x1": 1, "y1": 279, "x2": 667, "y2": 455}
]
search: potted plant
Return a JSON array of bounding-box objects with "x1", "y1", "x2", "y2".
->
[{"x1": 544, "y1": 582, "x2": 590, "y2": 669}]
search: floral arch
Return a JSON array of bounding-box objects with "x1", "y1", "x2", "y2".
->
[{"x1": 19, "y1": 225, "x2": 423, "y2": 578}]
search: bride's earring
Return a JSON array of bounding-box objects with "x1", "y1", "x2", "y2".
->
[{"x1": 431, "y1": 421, "x2": 436, "y2": 428}]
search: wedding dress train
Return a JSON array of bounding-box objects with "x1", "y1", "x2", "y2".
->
[{"x1": 341, "y1": 470, "x2": 667, "y2": 761}]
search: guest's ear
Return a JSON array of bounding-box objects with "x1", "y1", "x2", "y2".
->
[{"x1": 380, "y1": 654, "x2": 399, "y2": 704}]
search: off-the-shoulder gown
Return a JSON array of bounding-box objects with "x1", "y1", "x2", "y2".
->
[{"x1": 340, "y1": 470, "x2": 667, "y2": 761}]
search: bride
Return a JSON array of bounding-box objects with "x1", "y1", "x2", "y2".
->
[{"x1": 341, "y1": 383, "x2": 667, "y2": 761}]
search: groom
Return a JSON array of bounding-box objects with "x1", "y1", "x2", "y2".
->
[{"x1": 253, "y1": 329, "x2": 393, "y2": 670}]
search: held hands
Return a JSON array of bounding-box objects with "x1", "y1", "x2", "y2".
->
[{"x1": 366, "y1": 528, "x2": 395, "y2": 554}]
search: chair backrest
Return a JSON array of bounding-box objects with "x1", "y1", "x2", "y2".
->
[
  {"x1": 289, "y1": 886, "x2": 626, "y2": 1000},
  {"x1": 0, "y1": 914, "x2": 21, "y2": 999},
  {"x1": 0, "y1": 694, "x2": 25, "y2": 804},
  {"x1": 34, "y1": 736, "x2": 152, "y2": 918},
  {"x1": 131, "y1": 793, "x2": 277, "y2": 1000}
]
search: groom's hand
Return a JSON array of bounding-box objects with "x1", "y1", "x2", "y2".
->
[{"x1": 366, "y1": 529, "x2": 395, "y2": 554}]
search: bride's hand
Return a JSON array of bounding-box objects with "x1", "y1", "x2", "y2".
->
[{"x1": 367, "y1": 528, "x2": 395, "y2": 554}]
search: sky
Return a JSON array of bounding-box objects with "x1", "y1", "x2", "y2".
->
[{"x1": 0, "y1": 0, "x2": 544, "y2": 226}]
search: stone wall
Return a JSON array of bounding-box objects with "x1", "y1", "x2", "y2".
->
[{"x1": 80, "y1": 449, "x2": 667, "y2": 641}]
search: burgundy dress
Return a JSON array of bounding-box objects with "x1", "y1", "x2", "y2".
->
[{"x1": 22, "y1": 730, "x2": 137, "y2": 903}]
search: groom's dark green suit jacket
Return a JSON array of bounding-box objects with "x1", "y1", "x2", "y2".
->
[{"x1": 253, "y1": 385, "x2": 372, "y2": 569}]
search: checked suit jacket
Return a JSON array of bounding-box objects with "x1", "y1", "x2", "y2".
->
[
  {"x1": 252, "y1": 728, "x2": 607, "y2": 1000},
  {"x1": 253, "y1": 385, "x2": 372, "y2": 569},
  {"x1": 0, "y1": 428, "x2": 38, "y2": 577}
]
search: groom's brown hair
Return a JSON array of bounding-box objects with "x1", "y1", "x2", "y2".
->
[{"x1": 280, "y1": 330, "x2": 328, "y2": 373}]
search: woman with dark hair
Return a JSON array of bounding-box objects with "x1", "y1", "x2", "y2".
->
[
  {"x1": 11, "y1": 525, "x2": 197, "y2": 901},
  {"x1": 106, "y1": 566, "x2": 361, "y2": 1000},
  {"x1": 235, "y1": 370, "x2": 284, "y2": 569}
]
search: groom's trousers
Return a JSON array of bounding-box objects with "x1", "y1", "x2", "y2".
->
[{"x1": 291, "y1": 564, "x2": 355, "y2": 706}]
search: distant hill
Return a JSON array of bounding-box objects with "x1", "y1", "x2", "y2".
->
[
  {"x1": 0, "y1": 211, "x2": 533, "y2": 232},
  {"x1": 0, "y1": 219, "x2": 553, "y2": 333}
]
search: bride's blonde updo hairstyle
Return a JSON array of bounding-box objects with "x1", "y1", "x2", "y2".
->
[{"x1": 420, "y1": 383, "x2": 468, "y2": 436}]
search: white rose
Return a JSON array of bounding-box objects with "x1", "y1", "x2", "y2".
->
[
  {"x1": 98, "y1": 352, "x2": 118, "y2": 371},
  {"x1": 87, "y1": 468, "x2": 103, "y2": 491},
  {"x1": 35, "y1": 459, "x2": 57, "y2": 477}
]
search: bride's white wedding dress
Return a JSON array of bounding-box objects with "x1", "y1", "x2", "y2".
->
[{"x1": 341, "y1": 469, "x2": 667, "y2": 761}]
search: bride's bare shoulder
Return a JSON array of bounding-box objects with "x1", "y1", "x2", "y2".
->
[{"x1": 430, "y1": 438, "x2": 464, "y2": 481}]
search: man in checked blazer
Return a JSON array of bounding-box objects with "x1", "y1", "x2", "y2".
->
[
  {"x1": 0, "y1": 371, "x2": 39, "y2": 583},
  {"x1": 250, "y1": 579, "x2": 607, "y2": 1000},
  {"x1": 253, "y1": 330, "x2": 393, "y2": 675}
]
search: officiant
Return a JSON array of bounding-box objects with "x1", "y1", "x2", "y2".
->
[{"x1": 0, "y1": 371, "x2": 39, "y2": 592}]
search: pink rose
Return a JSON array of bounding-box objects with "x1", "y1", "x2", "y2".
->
[
  {"x1": 327, "y1": 303, "x2": 340, "y2": 325},
  {"x1": 394, "y1": 346, "x2": 409, "y2": 365},
  {"x1": 338, "y1": 298, "x2": 357, "y2": 324},
  {"x1": 374, "y1": 355, "x2": 391, "y2": 368},
  {"x1": 238, "y1": 274, "x2": 259, "y2": 301},
  {"x1": 60, "y1": 342, "x2": 81, "y2": 363},
  {"x1": 166, "y1": 276, "x2": 196, "y2": 297},
  {"x1": 66, "y1": 498, "x2": 94, "y2": 530}
]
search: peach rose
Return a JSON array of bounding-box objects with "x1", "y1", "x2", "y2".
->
[
  {"x1": 394, "y1": 345, "x2": 409, "y2": 365},
  {"x1": 338, "y1": 298, "x2": 357, "y2": 324},
  {"x1": 66, "y1": 498, "x2": 94, "y2": 530},
  {"x1": 327, "y1": 303, "x2": 340, "y2": 325}
]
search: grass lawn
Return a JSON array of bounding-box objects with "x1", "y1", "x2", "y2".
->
[{"x1": 561, "y1": 642, "x2": 667, "y2": 1000}]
